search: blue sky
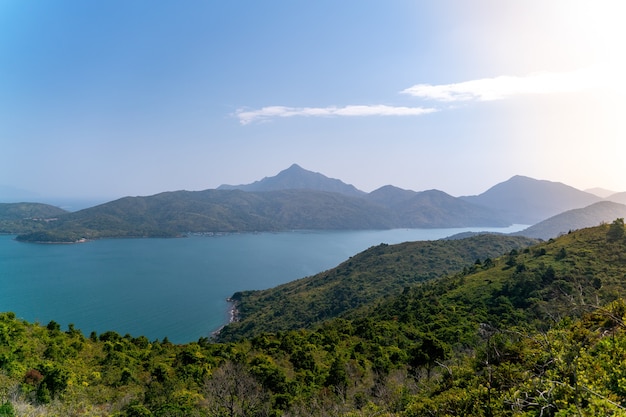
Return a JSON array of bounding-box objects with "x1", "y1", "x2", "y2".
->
[{"x1": 1, "y1": 1, "x2": 625, "y2": 202}]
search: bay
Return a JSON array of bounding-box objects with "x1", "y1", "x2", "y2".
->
[{"x1": 0, "y1": 225, "x2": 526, "y2": 343}]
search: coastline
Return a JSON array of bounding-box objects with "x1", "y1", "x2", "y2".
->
[
  {"x1": 226, "y1": 297, "x2": 239, "y2": 324},
  {"x1": 211, "y1": 297, "x2": 239, "y2": 338}
]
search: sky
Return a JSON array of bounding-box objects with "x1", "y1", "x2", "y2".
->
[{"x1": 1, "y1": 0, "x2": 625, "y2": 204}]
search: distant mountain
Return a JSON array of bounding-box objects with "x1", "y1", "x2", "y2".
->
[
  {"x1": 366, "y1": 185, "x2": 417, "y2": 207},
  {"x1": 462, "y1": 175, "x2": 601, "y2": 224},
  {"x1": 585, "y1": 187, "x2": 617, "y2": 198},
  {"x1": 514, "y1": 201, "x2": 626, "y2": 240},
  {"x1": 0, "y1": 202, "x2": 68, "y2": 235},
  {"x1": 0, "y1": 202, "x2": 67, "y2": 220},
  {"x1": 607, "y1": 192, "x2": 626, "y2": 205},
  {"x1": 366, "y1": 185, "x2": 508, "y2": 227},
  {"x1": 0, "y1": 185, "x2": 40, "y2": 202},
  {"x1": 16, "y1": 165, "x2": 518, "y2": 242},
  {"x1": 24, "y1": 167, "x2": 618, "y2": 243},
  {"x1": 15, "y1": 188, "x2": 511, "y2": 243},
  {"x1": 15, "y1": 189, "x2": 398, "y2": 242},
  {"x1": 388, "y1": 189, "x2": 508, "y2": 227},
  {"x1": 218, "y1": 163, "x2": 365, "y2": 197}
]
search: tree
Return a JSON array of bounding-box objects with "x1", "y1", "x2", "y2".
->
[
  {"x1": 46, "y1": 320, "x2": 60, "y2": 332},
  {"x1": 203, "y1": 361, "x2": 269, "y2": 417},
  {"x1": 607, "y1": 218, "x2": 625, "y2": 242},
  {"x1": 36, "y1": 364, "x2": 69, "y2": 403},
  {"x1": 326, "y1": 357, "x2": 348, "y2": 399},
  {"x1": 0, "y1": 402, "x2": 15, "y2": 417},
  {"x1": 409, "y1": 335, "x2": 448, "y2": 379}
]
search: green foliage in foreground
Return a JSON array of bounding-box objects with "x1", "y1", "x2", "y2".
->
[{"x1": 1, "y1": 221, "x2": 626, "y2": 416}]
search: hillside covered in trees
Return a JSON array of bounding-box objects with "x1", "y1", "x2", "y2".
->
[
  {"x1": 1, "y1": 220, "x2": 626, "y2": 416},
  {"x1": 0, "y1": 203, "x2": 67, "y2": 236},
  {"x1": 13, "y1": 188, "x2": 508, "y2": 243},
  {"x1": 219, "y1": 234, "x2": 538, "y2": 341}
]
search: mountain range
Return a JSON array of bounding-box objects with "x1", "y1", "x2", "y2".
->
[
  {"x1": 220, "y1": 165, "x2": 622, "y2": 226},
  {"x1": 3, "y1": 164, "x2": 625, "y2": 242}
]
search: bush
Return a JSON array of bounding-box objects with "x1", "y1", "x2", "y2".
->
[
  {"x1": 0, "y1": 402, "x2": 15, "y2": 417},
  {"x1": 608, "y1": 218, "x2": 625, "y2": 242}
]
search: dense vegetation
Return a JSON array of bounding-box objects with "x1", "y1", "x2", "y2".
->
[
  {"x1": 219, "y1": 234, "x2": 538, "y2": 341},
  {"x1": 0, "y1": 203, "x2": 67, "y2": 235},
  {"x1": 1, "y1": 220, "x2": 626, "y2": 416},
  {"x1": 15, "y1": 188, "x2": 508, "y2": 243}
]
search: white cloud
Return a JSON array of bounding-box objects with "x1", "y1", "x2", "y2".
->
[
  {"x1": 236, "y1": 104, "x2": 437, "y2": 125},
  {"x1": 235, "y1": 68, "x2": 612, "y2": 125},
  {"x1": 401, "y1": 68, "x2": 601, "y2": 102}
]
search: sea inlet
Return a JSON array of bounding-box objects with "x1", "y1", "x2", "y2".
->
[{"x1": 0, "y1": 225, "x2": 526, "y2": 343}]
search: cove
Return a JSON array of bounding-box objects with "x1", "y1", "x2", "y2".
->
[{"x1": 0, "y1": 225, "x2": 526, "y2": 343}]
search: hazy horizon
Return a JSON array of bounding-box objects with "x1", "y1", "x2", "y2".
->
[
  {"x1": 1, "y1": 166, "x2": 622, "y2": 211},
  {"x1": 2, "y1": 1, "x2": 625, "y2": 200}
]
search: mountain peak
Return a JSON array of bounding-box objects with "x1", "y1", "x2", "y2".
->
[
  {"x1": 218, "y1": 164, "x2": 365, "y2": 197},
  {"x1": 462, "y1": 175, "x2": 601, "y2": 224},
  {"x1": 586, "y1": 187, "x2": 618, "y2": 198}
]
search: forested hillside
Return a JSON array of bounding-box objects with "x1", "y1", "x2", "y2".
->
[
  {"x1": 15, "y1": 189, "x2": 396, "y2": 242},
  {"x1": 1, "y1": 220, "x2": 626, "y2": 416},
  {"x1": 14, "y1": 188, "x2": 508, "y2": 243},
  {"x1": 0, "y1": 203, "x2": 67, "y2": 235},
  {"x1": 219, "y1": 234, "x2": 538, "y2": 341}
]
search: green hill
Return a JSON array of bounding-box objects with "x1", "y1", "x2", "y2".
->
[
  {"x1": 0, "y1": 202, "x2": 67, "y2": 235},
  {"x1": 218, "y1": 234, "x2": 538, "y2": 341},
  {"x1": 351, "y1": 219, "x2": 626, "y2": 338}
]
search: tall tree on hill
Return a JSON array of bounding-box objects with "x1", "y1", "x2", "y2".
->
[{"x1": 203, "y1": 361, "x2": 269, "y2": 417}]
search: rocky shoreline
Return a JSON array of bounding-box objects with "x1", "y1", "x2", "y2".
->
[
  {"x1": 226, "y1": 297, "x2": 239, "y2": 323},
  {"x1": 211, "y1": 297, "x2": 239, "y2": 338}
]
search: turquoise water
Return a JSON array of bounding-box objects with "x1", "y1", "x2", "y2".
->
[{"x1": 0, "y1": 225, "x2": 526, "y2": 343}]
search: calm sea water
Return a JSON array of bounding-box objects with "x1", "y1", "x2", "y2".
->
[{"x1": 0, "y1": 225, "x2": 526, "y2": 343}]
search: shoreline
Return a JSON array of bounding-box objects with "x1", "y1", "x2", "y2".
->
[
  {"x1": 226, "y1": 297, "x2": 239, "y2": 324},
  {"x1": 211, "y1": 297, "x2": 239, "y2": 338}
]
